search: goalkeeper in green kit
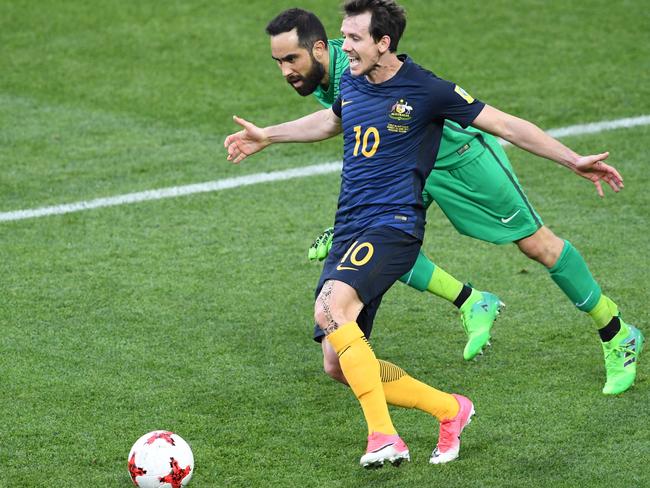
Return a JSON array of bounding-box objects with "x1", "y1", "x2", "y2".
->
[{"x1": 264, "y1": 8, "x2": 643, "y2": 395}]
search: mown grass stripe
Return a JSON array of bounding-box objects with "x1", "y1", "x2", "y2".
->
[{"x1": 2, "y1": 115, "x2": 649, "y2": 223}]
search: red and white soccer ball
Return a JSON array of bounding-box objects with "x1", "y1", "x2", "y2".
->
[{"x1": 128, "y1": 430, "x2": 194, "y2": 488}]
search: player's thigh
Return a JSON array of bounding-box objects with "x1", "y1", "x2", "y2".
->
[
  {"x1": 427, "y1": 144, "x2": 543, "y2": 244},
  {"x1": 312, "y1": 227, "x2": 419, "y2": 341}
]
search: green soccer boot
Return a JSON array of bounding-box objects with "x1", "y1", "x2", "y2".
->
[
  {"x1": 460, "y1": 290, "x2": 505, "y2": 360},
  {"x1": 602, "y1": 320, "x2": 644, "y2": 395}
]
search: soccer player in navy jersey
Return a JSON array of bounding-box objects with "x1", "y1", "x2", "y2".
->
[
  {"x1": 225, "y1": 0, "x2": 637, "y2": 468},
  {"x1": 266, "y1": 8, "x2": 504, "y2": 367}
]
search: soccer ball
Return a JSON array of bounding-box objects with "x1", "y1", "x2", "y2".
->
[{"x1": 128, "y1": 430, "x2": 194, "y2": 488}]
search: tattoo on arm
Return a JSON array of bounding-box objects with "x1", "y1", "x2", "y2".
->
[{"x1": 319, "y1": 281, "x2": 341, "y2": 335}]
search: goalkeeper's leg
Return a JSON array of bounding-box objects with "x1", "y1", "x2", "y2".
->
[
  {"x1": 518, "y1": 226, "x2": 643, "y2": 394},
  {"x1": 400, "y1": 251, "x2": 503, "y2": 360}
]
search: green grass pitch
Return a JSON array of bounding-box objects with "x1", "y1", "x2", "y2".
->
[{"x1": 1, "y1": 0, "x2": 649, "y2": 486}]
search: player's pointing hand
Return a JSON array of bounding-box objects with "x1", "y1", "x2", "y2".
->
[
  {"x1": 224, "y1": 115, "x2": 271, "y2": 164},
  {"x1": 572, "y1": 152, "x2": 624, "y2": 197}
]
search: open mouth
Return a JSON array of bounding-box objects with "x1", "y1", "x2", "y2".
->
[
  {"x1": 348, "y1": 55, "x2": 360, "y2": 69},
  {"x1": 287, "y1": 77, "x2": 303, "y2": 87}
]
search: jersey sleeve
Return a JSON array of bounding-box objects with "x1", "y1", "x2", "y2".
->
[
  {"x1": 432, "y1": 80, "x2": 485, "y2": 128},
  {"x1": 332, "y1": 95, "x2": 342, "y2": 118}
]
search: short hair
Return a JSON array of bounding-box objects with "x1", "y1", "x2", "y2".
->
[
  {"x1": 343, "y1": 0, "x2": 406, "y2": 52},
  {"x1": 265, "y1": 8, "x2": 328, "y2": 51}
]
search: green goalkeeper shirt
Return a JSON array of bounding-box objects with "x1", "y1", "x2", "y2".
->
[{"x1": 313, "y1": 38, "x2": 488, "y2": 170}]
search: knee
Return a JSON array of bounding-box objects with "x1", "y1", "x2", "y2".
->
[{"x1": 517, "y1": 227, "x2": 565, "y2": 267}]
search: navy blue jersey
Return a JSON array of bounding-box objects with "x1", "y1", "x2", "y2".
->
[{"x1": 330, "y1": 55, "x2": 485, "y2": 243}]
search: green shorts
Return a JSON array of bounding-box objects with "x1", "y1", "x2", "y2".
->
[{"x1": 424, "y1": 135, "x2": 543, "y2": 244}]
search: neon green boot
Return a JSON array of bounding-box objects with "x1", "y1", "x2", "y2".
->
[
  {"x1": 460, "y1": 290, "x2": 504, "y2": 360},
  {"x1": 602, "y1": 320, "x2": 644, "y2": 395}
]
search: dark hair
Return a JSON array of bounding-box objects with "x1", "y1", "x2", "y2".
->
[
  {"x1": 343, "y1": 0, "x2": 406, "y2": 52},
  {"x1": 265, "y1": 8, "x2": 328, "y2": 51}
]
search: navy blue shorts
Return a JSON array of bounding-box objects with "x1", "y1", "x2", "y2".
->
[{"x1": 312, "y1": 226, "x2": 421, "y2": 342}]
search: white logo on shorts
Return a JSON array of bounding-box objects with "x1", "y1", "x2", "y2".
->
[{"x1": 500, "y1": 209, "x2": 521, "y2": 224}]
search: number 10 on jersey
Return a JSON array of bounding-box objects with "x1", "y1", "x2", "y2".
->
[{"x1": 353, "y1": 125, "x2": 380, "y2": 157}]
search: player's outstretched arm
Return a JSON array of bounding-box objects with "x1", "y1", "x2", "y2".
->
[
  {"x1": 225, "y1": 109, "x2": 341, "y2": 164},
  {"x1": 472, "y1": 105, "x2": 623, "y2": 197}
]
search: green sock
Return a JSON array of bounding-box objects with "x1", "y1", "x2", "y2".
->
[
  {"x1": 399, "y1": 250, "x2": 435, "y2": 292},
  {"x1": 548, "y1": 240, "x2": 602, "y2": 312}
]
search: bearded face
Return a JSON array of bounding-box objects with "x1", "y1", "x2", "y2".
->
[
  {"x1": 285, "y1": 53, "x2": 326, "y2": 96},
  {"x1": 271, "y1": 29, "x2": 327, "y2": 97}
]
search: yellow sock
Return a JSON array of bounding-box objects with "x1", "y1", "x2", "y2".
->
[
  {"x1": 327, "y1": 322, "x2": 396, "y2": 435},
  {"x1": 588, "y1": 294, "x2": 620, "y2": 329},
  {"x1": 379, "y1": 360, "x2": 459, "y2": 421},
  {"x1": 427, "y1": 266, "x2": 464, "y2": 303}
]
